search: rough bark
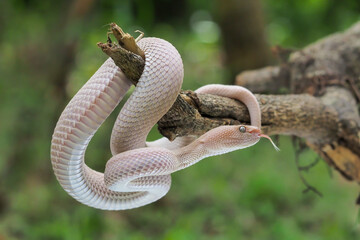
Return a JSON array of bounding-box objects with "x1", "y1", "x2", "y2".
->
[
  {"x1": 99, "y1": 23, "x2": 360, "y2": 182},
  {"x1": 236, "y1": 22, "x2": 360, "y2": 182}
]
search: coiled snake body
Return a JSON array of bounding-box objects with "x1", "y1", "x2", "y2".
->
[{"x1": 51, "y1": 37, "x2": 275, "y2": 210}]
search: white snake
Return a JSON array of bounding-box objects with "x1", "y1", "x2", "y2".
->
[{"x1": 51, "y1": 37, "x2": 278, "y2": 210}]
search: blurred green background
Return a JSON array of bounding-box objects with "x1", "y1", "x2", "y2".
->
[{"x1": 1, "y1": 0, "x2": 360, "y2": 239}]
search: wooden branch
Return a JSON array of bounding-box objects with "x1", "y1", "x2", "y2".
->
[
  {"x1": 99, "y1": 23, "x2": 360, "y2": 182},
  {"x1": 97, "y1": 44, "x2": 143, "y2": 85},
  {"x1": 235, "y1": 22, "x2": 360, "y2": 181},
  {"x1": 235, "y1": 66, "x2": 289, "y2": 94},
  {"x1": 236, "y1": 23, "x2": 360, "y2": 98}
]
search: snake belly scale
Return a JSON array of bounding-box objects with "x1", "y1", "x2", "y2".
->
[{"x1": 51, "y1": 37, "x2": 266, "y2": 210}]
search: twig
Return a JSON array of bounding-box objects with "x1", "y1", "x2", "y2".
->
[
  {"x1": 292, "y1": 137, "x2": 323, "y2": 198},
  {"x1": 298, "y1": 157, "x2": 320, "y2": 172}
]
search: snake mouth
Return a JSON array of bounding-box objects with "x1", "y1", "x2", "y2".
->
[{"x1": 249, "y1": 128, "x2": 261, "y2": 134}]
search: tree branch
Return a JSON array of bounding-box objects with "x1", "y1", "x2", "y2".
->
[{"x1": 99, "y1": 23, "x2": 360, "y2": 182}]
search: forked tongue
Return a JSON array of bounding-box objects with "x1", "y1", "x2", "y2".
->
[{"x1": 260, "y1": 134, "x2": 280, "y2": 151}]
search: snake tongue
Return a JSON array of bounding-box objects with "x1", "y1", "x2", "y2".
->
[{"x1": 260, "y1": 134, "x2": 280, "y2": 151}]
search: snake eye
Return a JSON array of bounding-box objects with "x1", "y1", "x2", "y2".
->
[{"x1": 239, "y1": 126, "x2": 246, "y2": 133}]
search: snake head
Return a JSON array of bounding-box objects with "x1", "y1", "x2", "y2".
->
[
  {"x1": 200, "y1": 125, "x2": 279, "y2": 156},
  {"x1": 199, "y1": 125, "x2": 261, "y2": 156},
  {"x1": 232, "y1": 125, "x2": 262, "y2": 149}
]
